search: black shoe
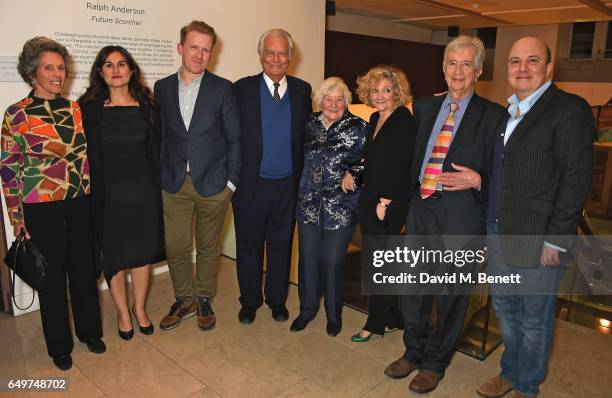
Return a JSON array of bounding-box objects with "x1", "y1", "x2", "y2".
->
[
  {"x1": 238, "y1": 307, "x2": 256, "y2": 324},
  {"x1": 80, "y1": 337, "x2": 106, "y2": 354},
  {"x1": 326, "y1": 321, "x2": 342, "y2": 337},
  {"x1": 290, "y1": 316, "x2": 309, "y2": 332},
  {"x1": 118, "y1": 328, "x2": 134, "y2": 340},
  {"x1": 272, "y1": 307, "x2": 289, "y2": 322},
  {"x1": 52, "y1": 354, "x2": 72, "y2": 371},
  {"x1": 132, "y1": 305, "x2": 154, "y2": 335}
]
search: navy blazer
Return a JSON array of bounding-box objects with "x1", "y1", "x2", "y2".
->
[
  {"x1": 154, "y1": 71, "x2": 241, "y2": 196},
  {"x1": 410, "y1": 93, "x2": 506, "y2": 234},
  {"x1": 232, "y1": 73, "x2": 312, "y2": 206}
]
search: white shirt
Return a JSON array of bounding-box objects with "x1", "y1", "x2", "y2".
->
[{"x1": 262, "y1": 73, "x2": 288, "y2": 99}]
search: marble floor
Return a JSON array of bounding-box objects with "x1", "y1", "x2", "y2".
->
[{"x1": 2, "y1": 257, "x2": 611, "y2": 398}]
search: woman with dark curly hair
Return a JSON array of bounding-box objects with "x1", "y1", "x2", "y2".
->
[
  {"x1": 0, "y1": 37, "x2": 105, "y2": 370},
  {"x1": 80, "y1": 46, "x2": 163, "y2": 340}
]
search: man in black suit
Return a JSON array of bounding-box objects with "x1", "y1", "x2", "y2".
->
[
  {"x1": 384, "y1": 36, "x2": 505, "y2": 394},
  {"x1": 232, "y1": 29, "x2": 312, "y2": 325},
  {"x1": 155, "y1": 21, "x2": 240, "y2": 332},
  {"x1": 477, "y1": 37, "x2": 594, "y2": 398}
]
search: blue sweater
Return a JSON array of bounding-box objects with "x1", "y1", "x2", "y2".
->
[{"x1": 259, "y1": 77, "x2": 293, "y2": 179}]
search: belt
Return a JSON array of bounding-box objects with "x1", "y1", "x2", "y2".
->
[
  {"x1": 416, "y1": 184, "x2": 443, "y2": 199},
  {"x1": 427, "y1": 190, "x2": 444, "y2": 199}
]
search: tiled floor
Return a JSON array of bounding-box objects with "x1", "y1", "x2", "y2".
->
[{"x1": 2, "y1": 257, "x2": 611, "y2": 398}]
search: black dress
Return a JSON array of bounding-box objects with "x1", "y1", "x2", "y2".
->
[
  {"x1": 99, "y1": 106, "x2": 161, "y2": 276},
  {"x1": 358, "y1": 106, "x2": 417, "y2": 335}
]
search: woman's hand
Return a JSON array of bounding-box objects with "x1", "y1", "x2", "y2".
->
[
  {"x1": 341, "y1": 172, "x2": 356, "y2": 193},
  {"x1": 13, "y1": 223, "x2": 30, "y2": 240},
  {"x1": 376, "y1": 198, "x2": 391, "y2": 221}
]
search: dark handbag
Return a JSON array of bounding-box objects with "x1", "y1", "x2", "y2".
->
[{"x1": 4, "y1": 229, "x2": 48, "y2": 310}]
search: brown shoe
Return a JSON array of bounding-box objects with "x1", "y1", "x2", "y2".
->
[
  {"x1": 159, "y1": 299, "x2": 197, "y2": 330},
  {"x1": 510, "y1": 393, "x2": 532, "y2": 398},
  {"x1": 384, "y1": 357, "x2": 419, "y2": 379},
  {"x1": 477, "y1": 376, "x2": 514, "y2": 398},
  {"x1": 197, "y1": 297, "x2": 216, "y2": 331},
  {"x1": 409, "y1": 369, "x2": 444, "y2": 394}
]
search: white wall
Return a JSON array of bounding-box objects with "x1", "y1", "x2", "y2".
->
[
  {"x1": 0, "y1": 0, "x2": 326, "y2": 314},
  {"x1": 326, "y1": 11, "x2": 432, "y2": 43}
]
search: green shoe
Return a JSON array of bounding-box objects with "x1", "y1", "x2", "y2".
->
[{"x1": 351, "y1": 331, "x2": 372, "y2": 342}]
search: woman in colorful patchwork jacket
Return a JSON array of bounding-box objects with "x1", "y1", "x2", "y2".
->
[{"x1": 0, "y1": 37, "x2": 105, "y2": 371}]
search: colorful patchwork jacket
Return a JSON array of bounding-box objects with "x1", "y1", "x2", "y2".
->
[{"x1": 0, "y1": 93, "x2": 90, "y2": 226}]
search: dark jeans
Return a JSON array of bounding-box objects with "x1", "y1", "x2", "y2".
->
[
  {"x1": 297, "y1": 222, "x2": 354, "y2": 324},
  {"x1": 23, "y1": 196, "x2": 102, "y2": 358},
  {"x1": 487, "y1": 222, "x2": 565, "y2": 397}
]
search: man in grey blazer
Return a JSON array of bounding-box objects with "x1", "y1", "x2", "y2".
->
[
  {"x1": 154, "y1": 21, "x2": 240, "y2": 332},
  {"x1": 477, "y1": 37, "x2": 594, "y2": 398}
]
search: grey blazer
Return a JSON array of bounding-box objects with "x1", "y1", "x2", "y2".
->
[{"x1": 154, "y1": 71, "x2": 241, "y2": 196}]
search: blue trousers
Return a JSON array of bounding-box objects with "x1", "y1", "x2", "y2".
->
[
  {"x1": 297, "y1": 222, "x2": 354, "y2": 324},
  {"x1": 487, "y1": 223, "x2": 565, "y2": 397}
]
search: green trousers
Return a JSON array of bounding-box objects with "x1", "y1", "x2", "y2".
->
[{"x1": 162, "y1": 176, "x2": 231, "y2": 305}]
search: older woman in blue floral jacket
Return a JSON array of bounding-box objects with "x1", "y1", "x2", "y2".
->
[{"x1": 290, "y1": 77, "x2": 367, "y2": 336}]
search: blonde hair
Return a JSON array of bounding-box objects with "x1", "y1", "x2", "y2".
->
[
  {"x1": 314, "y1": 77, "x2": 352, "y2": 109},
  {"x1": 356, "y1": 65, "x2": 412, "y2": 107}
]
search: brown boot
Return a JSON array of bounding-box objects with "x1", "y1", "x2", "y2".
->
[
  {"x1": 197, "y1": 297, "x2": 216, "y2": 331},
  {"x1": 384, "y1": 357, "x2": 419, "y2": 379},
  {"x1": 408, "y1": 369, "x2": 444, "y2": 394},
  {"x1": 159, "y1": 299, "x2": 197, "y2": 330},
  {"x1": 477, "y1": 376, "x2": 514, "y2": 398}
]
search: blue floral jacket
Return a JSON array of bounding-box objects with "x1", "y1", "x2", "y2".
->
[{"x1": 296, "y1": 111, "x2": 367, "y2": 230}]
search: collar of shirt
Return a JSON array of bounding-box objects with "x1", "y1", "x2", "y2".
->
[
  {"x1": 262, "y1": 73, "x2": 288, "y2": 99},
  {"x1": 503, "y1": 80, "x2": 552, "y2": 145},
  {"x1": 443, "y1": 89, "x2": 474, "y2": 112},
  {"x1": 178, "y1": 68, "x2": 205, "y2": 89},
  {"x1": 507, "y1": 80, "x2": 552, "y2": 121}
]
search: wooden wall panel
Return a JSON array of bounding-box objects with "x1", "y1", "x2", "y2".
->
[{"x1": 325, "y1": 31, "x2": 447, "y2": 103}]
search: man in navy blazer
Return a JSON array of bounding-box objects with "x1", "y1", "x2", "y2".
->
[
  {"x1": 232, "y1": 29, "x2": 312, "y2": 325},
  {"x1": 384, "y1": 36, "x2": 505, "y2": 394},
  {"x1": 154, "y1": 21, "x2": 240, "y2": 332}
]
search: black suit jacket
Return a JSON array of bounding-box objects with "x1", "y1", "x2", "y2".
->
[
  {"x1": 232, "y1": 73, "x2": 312, "y2": 206},
  {"x1": 154, "y1": 71, "x2": 241, "y2": 196},
  {"x1": 497, "y1": 83, "x2": 595, "y2": 265},
  {"x1": 80, "y1": 98, "x2": 163, "y2": 269},
  {"x1": 410, "y1": 93, "x2": 506, "y2": 234},
  {"x1": 358, "y1": 106, "x2": 416, "y2": 234}
]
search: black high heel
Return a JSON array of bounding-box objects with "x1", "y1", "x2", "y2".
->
[
  {"x1": 117, "y1": 315, "x2": 134, "y2": 341},
  {"x1": 132, "y1": 305, "x2": 154, "y2": 335}
]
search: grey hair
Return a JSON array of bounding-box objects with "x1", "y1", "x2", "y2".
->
[
  {"x1": 257, "y1": 28, "x2": 294, "y2": 60},
  {"x1": 17, "y1": 37, "x2": 70, "y2": 86},
  {"x1": 443, "y1": 35, "x2": 485, "y2": 72},
  {"x1": 314, "y1": 77, "x2": 352, "y2": 109}
]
